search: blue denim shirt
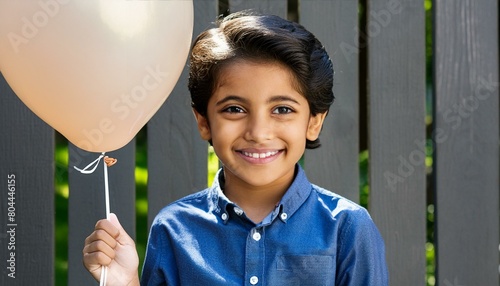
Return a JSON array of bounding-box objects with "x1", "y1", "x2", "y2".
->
[{"x1": 141, "y1": 165, "x2": 388, "y2": 285}]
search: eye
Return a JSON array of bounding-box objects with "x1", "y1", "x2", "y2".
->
[
  {"x1": 272, "y1": 106, "x2": 293, "y2": 114},
  {"x1": 222, "y1": 106, "x2": 245, "y2": 113}
]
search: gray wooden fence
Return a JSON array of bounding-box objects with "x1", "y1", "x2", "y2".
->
[{"x1": 1, "y1": 0, "x2": 498, "y2": 285}]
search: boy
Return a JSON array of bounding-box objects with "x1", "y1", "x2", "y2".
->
[{"x1": 83, "y1": 11, "x2": 388, "y2": 285}]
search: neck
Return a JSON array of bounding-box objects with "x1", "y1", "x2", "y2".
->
[{"x1": 222, "y1": 172, "x2": 292, "y2": 223}]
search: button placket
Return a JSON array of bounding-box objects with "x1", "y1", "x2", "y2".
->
[{"x1": 246, "y1": 227, "x2": 263, "y2": 285}]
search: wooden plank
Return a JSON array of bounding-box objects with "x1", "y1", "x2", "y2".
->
[
  {"x1": 0, "y1": 72, "x2": 54, "y2": 285},
  {"x1": 434, "y1": 1, "x2": 499, "y2": 285},
  {"x1": 367, "y1": 0, "x2": 427, "y2": 285},
  {"x1": 229, "y1": 0, "x2": 287, "y2": 18},
  {"x1": 67, "y1": 142, "x2": 136, "y2": 285},
  {"x1": 146, "y1": 0, "x2": 215, "y2": 227},
  {"x1": 301, "y1": 0, "x2": 360, "y2": 203}
]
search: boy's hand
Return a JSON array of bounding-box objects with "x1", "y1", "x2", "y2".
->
[{"x1": 83, "y1": 213, "x2": 140, "y2": 286}]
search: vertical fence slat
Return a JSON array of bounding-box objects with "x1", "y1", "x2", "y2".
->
[
  {"x1": 302, "y1": 0, "x2": 360, "y2": 202},
  {"x1": 368, "y1": 1, "x2": 427, "y2": 284},
  {"x1": 68, "y1": 142, "x2": 136, "y2": 285},
  {"x1": 147, "y1": 0, "x2": 216, "y2": 227},
  {"x1": 229, "y1": 0, "x2": 287, "y2": 18},
  {"x1": 434, "y1": 1, "x2": 499, "y2": 285},
  {"x1": 0, "y1": 73, "x2": 54, "y2": 285}
]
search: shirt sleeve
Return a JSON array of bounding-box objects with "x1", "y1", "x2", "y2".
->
[
  {"x1": 335, "y1": 207, "x2": 389, "y2": 286},
  {"x1": 141, "y1": 218, "x2": 174, "y2": 286}
]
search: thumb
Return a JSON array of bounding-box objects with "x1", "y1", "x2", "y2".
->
[{"x1": 108, "y1": 213, "x2": 133, "y2": 245}]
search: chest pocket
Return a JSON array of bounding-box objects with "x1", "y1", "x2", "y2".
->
[{"x1": 275, "y1": 255, "x2": 335, "y2": 286}]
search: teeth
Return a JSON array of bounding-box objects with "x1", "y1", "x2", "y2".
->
[{"x1": 243, "y1": 151, "x2": 278, "y2": 159}]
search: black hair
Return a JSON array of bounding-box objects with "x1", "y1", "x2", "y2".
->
[{"x1": 188, "y1": 11, "x2": 334, "y2": 149}]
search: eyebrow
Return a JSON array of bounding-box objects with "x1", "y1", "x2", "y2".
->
[
  {"x1": 267, "y1": 95, "x2": 301, "y2": 105},
  {"x1": 215, "y1": 95, "x2": 301, "y2": 106},
  {"x1": 215, "y1": 95, "x2": 248, "y2": 106}
]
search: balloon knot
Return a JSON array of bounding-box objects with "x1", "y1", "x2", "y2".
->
[{"x1": 104, "y1": 156, "x2": 117, "y2": 167}]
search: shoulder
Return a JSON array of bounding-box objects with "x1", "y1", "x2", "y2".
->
[
  {"x1": 310, "y1": 184, "x2": 371, "y2": 220},
  {"x1": 308, "y1": 184, "x2": 382, "y2": 240},
  {"x1": 310, "y1": 184, "x2": 385, "y2": 245},
  {"x1": 151, "y1": 188, "x2": 213, "y2": 226}
]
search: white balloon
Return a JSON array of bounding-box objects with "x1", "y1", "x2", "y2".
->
[{"x1": 0, "y1": 0, "x2": 193, "y2": 152}]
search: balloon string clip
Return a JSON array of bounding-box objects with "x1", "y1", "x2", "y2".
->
[{"x1": 103, "y1": 156, "x2": 117, "y2": 167}]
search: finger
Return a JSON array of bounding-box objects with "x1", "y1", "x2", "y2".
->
[
  {"x1": 82, "y1": 233, "x2": 117, "y2": 269},
  {"x1": 108, "y1": 213, "x2": 135, "y2": 246},
  {"x1": 84, "y1": 228, "x2": 118, "y2": 250},
  {"x1": 84, "y1": 218, "x2": 120, "y2": 246},
  {"x1": 83, "y1": 249, "x2": 114, "y2": 269},
  {"x1": 83, "y1": 239, "x2": 117, "y2": 260},
  {"x1": 95, "y1": 218, "x2": 121, "y2": 238}
]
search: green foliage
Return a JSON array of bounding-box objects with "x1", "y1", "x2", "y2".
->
[
  {"x1": 135, "y1": 129, "x2": 148, "y2": 278},
  {"x1": 54, "y1": 137, "x2": 68, "y2": 285},
  {"x1": 359, "y1": 150, "x2": 369, "y2": 209}
]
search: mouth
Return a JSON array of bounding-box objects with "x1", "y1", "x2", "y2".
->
[
  {"x1": 241, "y1": 150, "x2": 280, "y2": 159},
  {"x1": 236, "y1": 149, "x2": 283, "y2": 164}
]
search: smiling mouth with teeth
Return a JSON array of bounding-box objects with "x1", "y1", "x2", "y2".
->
[{"x1": 241, "y1": 150, "x2": 279, "y2": 159}]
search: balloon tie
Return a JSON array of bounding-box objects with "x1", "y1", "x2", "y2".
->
[
  {"x1": 73, "y1": 153, "x2": 105, "y2": 174},
  {"x1": 73, "y1": 152, "x2": 117, "y2": 286}
]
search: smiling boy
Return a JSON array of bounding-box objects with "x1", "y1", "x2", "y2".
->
[
  {"x1": 193, "y1": 60, "x2": 326, "y2": 223},
  {"x1": 83, "y1": 11, "x2": 388, "y2": 285}
]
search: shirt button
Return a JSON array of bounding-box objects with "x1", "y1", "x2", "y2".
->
[
  {"x1": 250, "y1": 276, "x2": 259, "y2": 285},
  {"x1": 252, "y1": 232, "x2": 261, "y2": 241},
  {"x1": 221, "y1": 213, "x2": 228, "y2": 221},
  {"x1": 280, "y1": 212, "x2": 288, "y2": 220},
  {"x1": 234, "y1": 207, "x2": 243, "y2": 216}
]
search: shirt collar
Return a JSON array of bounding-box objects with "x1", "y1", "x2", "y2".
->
[{"x1": 208, "y1": 164, "x2": 312, "y2": 224}]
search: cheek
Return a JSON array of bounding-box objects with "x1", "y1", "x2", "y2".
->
[
  {"x1": 280, "y1": 119, "x2": 309, "y2": 137},
  {"x1": 210, "y1": 120, "x2": 242, "y2": 144},
  {"x1": 213, "y1": 120, "x2": 239, "y2": 134}
]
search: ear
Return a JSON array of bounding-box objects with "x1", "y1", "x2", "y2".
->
[
  {"x1": 306, "y1": 111, "x2": 328, "y2": 141},
  {"x1": 192, "y1": 109, "x2": 211, "y2": 141}
]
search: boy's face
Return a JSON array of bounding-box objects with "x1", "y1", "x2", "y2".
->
[{"x1": 194, "y1": 60, "x2": 327, "y2": 190}]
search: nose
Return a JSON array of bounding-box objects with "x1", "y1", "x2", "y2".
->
[{"x1": 244, "y1": 112, "x2": 273, "y2": 143}]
